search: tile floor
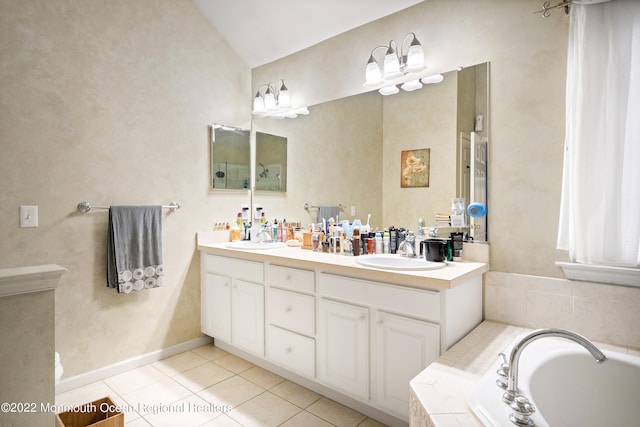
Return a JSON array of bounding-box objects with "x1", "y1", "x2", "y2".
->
[{"x1": 55, "y1": 344, "x2": 388, "y2": 427}]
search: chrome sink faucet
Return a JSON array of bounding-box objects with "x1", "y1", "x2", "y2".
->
[
  {"x1": 502, "y1": 328, "x2": 607, "y2": 427},
  {"x1": 398, "y1": 231, "x2": 416, "y2": 257},
  {"x1": 253, "y1": 226, "x2": 273, "y2": 243}
]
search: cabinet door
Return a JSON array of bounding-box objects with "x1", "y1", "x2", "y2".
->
[
  {"x1": 375, "y1": 312, "x2": 440, "y2": 418},
  {"x1": 318, "y1": 298, "x2": 369, "y2": 400},
  {"x1": 232, "y1": 280, "x2": 265, "y2": 356},
  {"x1": 202, "y1": 273, "x2": 231, "y2": 342}
]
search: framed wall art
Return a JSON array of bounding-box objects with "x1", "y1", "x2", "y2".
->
[{"x1": 401, "y1": 149, "x2": 430, "y2": 188}]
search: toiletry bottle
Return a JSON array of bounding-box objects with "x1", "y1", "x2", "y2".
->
[
  {"x1": 375, "y1": 231, "x2": 383, "y2": 254},
  {"x1": 383, "y1": 230, "x2": 390, "y2": 254},
  {"x1": 278, "y1": 220, "x2": 284, "y2": 242},
  {"x1": 417, "y1": 217, "x2": 425, "y2": 236},
  {"x1": 368, "y1": 232, "x2": 376, "y2": 254},
  {"x1": 361, "y1": 232, "x2": 369, "y2": 255},
  {"x1": 272, "y1": 219, "x2": 278, "y2": 241},
  {"x1": 389, "y1": 226, "x2": 397, "y2": 254},
  {"x1": 260, "y1": 212, "x2": 266, "y2": 224},
  {"x1": 352, "y1": 228, "x2": 360, "y2": 256},
  {"x1": 236, "y1": 213, "x2": 244, "y2": 239},
  {"x1": 312, "y1": 226, "x2": 320, "y2": 252}
]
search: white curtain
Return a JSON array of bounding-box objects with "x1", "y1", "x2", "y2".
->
[{"x1": 557, "y1": 0, "x2": 640, "y2": 267}]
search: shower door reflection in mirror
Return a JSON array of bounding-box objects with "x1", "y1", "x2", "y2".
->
[
  {"x1": 255, "y1": 131, "x2": 287, "y2": 192},
  {"x1": 210, "y1": 124, "x2": 250, "y2": 190}
]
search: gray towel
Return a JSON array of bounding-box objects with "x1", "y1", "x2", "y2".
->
[
  {"x1": 317, "y1": 206, "x2": 340, "y2": 223},
  {"x1": 107, "y1": 205, "x2": 163, "y2": 293}
]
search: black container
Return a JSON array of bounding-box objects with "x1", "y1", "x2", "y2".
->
[{"x1": 422, "y1": 239, "x2": 447, "y2": 262}]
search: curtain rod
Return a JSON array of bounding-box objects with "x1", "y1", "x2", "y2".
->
[{"x1": 535, "y1": 0, "x2": 573, "y2": 17}]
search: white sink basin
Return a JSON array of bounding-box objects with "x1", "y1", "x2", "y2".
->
[
  {"x1": 355, "y1": 254, "x2": 445, "y2": 271},
  {"x1": 225, "y1": 241, "x2": 286, "y2": 250}
]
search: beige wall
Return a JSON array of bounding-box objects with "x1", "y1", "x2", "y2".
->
[
  {"x1": 253, "y1": 0, "x2": 570, "y2": 278},
  {"x1": 0, "y1": 0, "x2": 251, "y2": 377}
]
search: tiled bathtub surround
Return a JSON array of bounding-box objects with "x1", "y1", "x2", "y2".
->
[
  {"x1": 484, "y1": 271, "x2": 640, "y2": 350},
  {"x1": 409, "y1": 321, "x2": 640, "y2": 427}
]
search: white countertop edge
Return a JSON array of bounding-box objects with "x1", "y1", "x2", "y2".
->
[
  {"x1": 197, "y1": 239, "x2": 488, "y2": 290},
  {"x1": 0, "y1": 264, "x2": 67, "y2": 298}
]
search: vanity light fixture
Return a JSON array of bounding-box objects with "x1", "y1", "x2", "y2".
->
[
  {"x1": 365, "y1": 33, "x2": 425, "y2": 86},
  {"x1": 252, "y1": 79, "x2": 309, "y2": 119}
]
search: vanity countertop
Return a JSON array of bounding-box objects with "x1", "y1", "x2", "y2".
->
[{"x1": 197, "y1": 234, "x2": 488, "y2": 291}]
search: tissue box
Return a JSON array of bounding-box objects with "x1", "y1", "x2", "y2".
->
[{"x1": 55, "y1": 396, "x2": 124, "y2": 427}]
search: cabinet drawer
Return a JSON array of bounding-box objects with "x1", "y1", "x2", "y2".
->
[
  {"x1": 319, "y1": 273, "x2": 440, "y2": 322},
  {"x1": 267, "y1": 264, "x2": 315, "y2": 293},
  {"x1": 267, "y1": 288, "x2": 315, "y2": 336},
  {"x1": 204, "y1": 254, "x2": 264, "y2": 283},
  {"x1": 267, "y1": 325, "x2": 315, "y2": 378}
]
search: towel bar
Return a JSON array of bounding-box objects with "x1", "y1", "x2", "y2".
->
[
  {"x1": 303, "y1": 203, "x2": 345, "y2": 211},
  {"x1": 77, "y1": 201, "x2": 181, "y2": 213}
]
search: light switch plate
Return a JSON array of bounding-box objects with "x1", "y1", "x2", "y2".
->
[{"x1": 20, "y1": 205, "x2": 38, "y2": 228}]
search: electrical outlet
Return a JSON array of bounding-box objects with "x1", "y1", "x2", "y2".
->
[
  {"x1": 351, "y1": 205, "x2": 356, "y2": 216},
  {"x1": 20, "y1": 205, "x2": 38, "y2": 228}
]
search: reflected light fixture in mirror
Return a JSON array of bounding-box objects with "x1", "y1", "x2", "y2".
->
[{"x1": 252, "y1": 79, "x2": 310, "y2": 119}]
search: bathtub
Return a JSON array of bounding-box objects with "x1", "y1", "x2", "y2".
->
[{"x1": 468, "y1": 336, "x2": 640, "y2": 426}]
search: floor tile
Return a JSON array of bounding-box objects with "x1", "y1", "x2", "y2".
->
[
  {"x1": 357, "y1": 417, "x2": 389, "y2": 427},
  {"x1": 227, "y1": 391, "x2": 301, "y2": 427},
  {"x1": 269, "y1": 380, "x2": 321, "y2": 409},
  {"x1": 152, "y1": 351, "x2": 209, "y2": 376},
  {"x1": 172, "y1": 361, "x2": 235, "y2": 393},
  {"x1": 55, "y1": 380, "x2": 116, "y2": 408},
  {"x1": 192, "y1": 343, "x2": 231, "y2": 361},
  {"x1": 212, "y1": 353, "x2": 255, "y2": 374},
  {"x1": 56, "y1": 344, "x2": 386, "y2": 427},
  {"x1": 197, "y1": 375, "x2": 264, "y2": 408},
  {"x1": 142, "y1": 393, "x2": 223, "y2": 427},
  {"x1": 103, "y1": 365, "x2": 168, "y2": 396},
  {"x1": 121, "y1": 377, "x2": 192, "y2": 415},
  {"x1": 307, "y1": 397, "x2": 368, "y2": 427},
  {"x1": 279, "y1": 410, "x2": 336, "y2": 427},
  {"x1": 240, "y1": 366, "x2": 285, "y2": 389},
  {"x1": 200, "y1": 414, "x2": 243, "y2": 426},
  {"x1": 125, "y1": 417, "x2": 151, "y2": 426}
]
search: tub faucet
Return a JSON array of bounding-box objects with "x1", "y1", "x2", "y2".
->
[
  {"x1": 398, "y1": 231, "x2": 416, "y2": 257},
  {"x1": 502, "y1": 328, "x2": 607, "y2": 427}
]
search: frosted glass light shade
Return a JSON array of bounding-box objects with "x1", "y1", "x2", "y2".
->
[
  {"x1": 379, "y1": 85, "x2": 399, "y2": 96},
  {"x1": 278, "y1": 81, "x2": 290, "y2": 108},
  {"x1": 365, "y1": 56, "x2": 382, "y2": 85},
  {"x1": 401, "y1": 79, "x2": 423, "y2": 91},
  {"x1": 264, "y1": 88, "x2": 277, "y2": 110},
  {"x1": 383, "y1": 43, "x2": 402, "y2": 80},
  {"x1": 253, "y1": 93, "x2": 265, "y2": 114},
  {"x1": 405, "y1": 40, "x2": 425, "y2": 73},
  {"x1": 421, "y1": 74, "x2": 444, "y2": 84}
]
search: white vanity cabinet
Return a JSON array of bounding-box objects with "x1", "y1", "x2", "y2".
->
[
  {"x1": 265, "y1": 265, "x2": 316, "y2": 378},
  {"x1": 318, "y1": 273, "x2": 441, "y2": 419},
  {"x1": 198, "y1": 242, "x2": 486, "y2": 427},
  {"x1": 200, "y1": 253, "x2": 265, "y2": 356}
]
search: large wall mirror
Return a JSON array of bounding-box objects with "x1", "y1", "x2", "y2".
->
[
  {"x1": 255, "y1": 131, "x2": 287, "y2": 192},
  {"x1": 250, "y1": 62, "x2": 489, "y2": 241},
  {"x1": 210, "y1": 124, "x2": 250, "y2": 190}
]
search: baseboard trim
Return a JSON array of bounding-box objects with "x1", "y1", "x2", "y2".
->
[{"x1": 55, "y1": 335, "x2": 213, "y2": 394}]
